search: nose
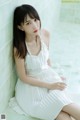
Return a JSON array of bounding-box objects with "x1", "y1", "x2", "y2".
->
[{"x1": 32, "y1": 21, "x2": 37, "y2": 29}]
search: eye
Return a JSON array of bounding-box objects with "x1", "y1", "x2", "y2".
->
[
  {"x1": 26, "y1": 22, "x2": 30, "y2": 25},
  {"x1": 34, "y1": 18, "x2": 37, "y2": 22}
]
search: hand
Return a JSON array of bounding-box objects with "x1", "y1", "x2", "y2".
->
[{"x1": 49, "y1": 82, "x2": 67, "y2": 90}]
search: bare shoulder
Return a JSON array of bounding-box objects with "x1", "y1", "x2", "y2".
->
[
  {"x1": 14, "y1": 47, "x2": 17, "y2": 53},
  {"x1": 13, "y1": 47, "x2": 18, "y2": 57},
  {"x1": 41, "y1": 29, "x2": 50, "y2": 48},
  {"x1": 42, "y1": 29, "x2": 50, "y2": 38},
  {"x1": 13, "y1": 47, "x2": 20, "y2": 59},
  {"x1": 13, "y1": 47, "x2": 25, "y2": 66}
]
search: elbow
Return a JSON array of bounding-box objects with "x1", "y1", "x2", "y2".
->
[{"x1": 19, "y1": 74, "x2": 28, "y2": 83}]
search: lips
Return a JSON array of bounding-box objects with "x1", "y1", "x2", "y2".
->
[{"x1": 34, "y1": 29, "x2": 38, "y2": 33}]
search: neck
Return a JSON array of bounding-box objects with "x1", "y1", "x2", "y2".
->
[
  {"x1": 25, "y1": 30, "x2": 41, "y2": 43},
  {"x1": 26, "y1": 34, "x2": 37, "y2": 43}
]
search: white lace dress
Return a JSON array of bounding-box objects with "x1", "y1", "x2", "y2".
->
[{"x1": 9, "y1": 37, "x2": 73, "y2": 120}]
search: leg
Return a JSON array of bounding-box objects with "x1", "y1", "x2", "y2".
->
[
  {"x1": 71, "y1": 117, "x2": 76, "y2": 120},
  {"x1": 56, "y1": 111, "x2": 72, "y2": 120},
  {"x1": 62, "y1": 103, "x2": 80, "y2": 120}
]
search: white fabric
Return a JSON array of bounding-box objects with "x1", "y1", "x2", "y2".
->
[{"x1": 9, "y1": 36, "x2": 73, "y2": 120}]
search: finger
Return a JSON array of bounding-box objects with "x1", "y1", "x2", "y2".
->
[
  {"x1": 58, "y1": 83, "x2": 65, "y2": 87},
  {"x1": 61, "y1": 83, "x2": 67, "y2": 86}
]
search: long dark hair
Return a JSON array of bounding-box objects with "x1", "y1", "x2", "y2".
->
[{"x1": 13, "y1": 4, "x2": 41, "y2": 58}]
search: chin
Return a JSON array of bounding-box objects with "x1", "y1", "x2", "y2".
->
[{"x1": 34, "y1": 32, "x2": 39, "y2": 36}]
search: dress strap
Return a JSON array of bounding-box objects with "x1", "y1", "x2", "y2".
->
[{"x1": 25, "y1": 34, "x2": 42, "y2": 56}]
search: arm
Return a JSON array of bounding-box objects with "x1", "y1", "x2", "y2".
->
[
  {"x1": 14, "y1": 48, "x2": 66, "y2": 90},
  {"x1": 47, "y1": 58, "x2": 52, "y2": 67},
  {"x1": 14, "y1": 48, "x2": 50, "y2": 89},
  {"x1": 42, "y1": 29, "x2": 67, "y2": 81}
]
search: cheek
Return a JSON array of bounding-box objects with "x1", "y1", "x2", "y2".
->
[
  {"x1": 25, "y1": 26, "x2": 32, "y2": 31},
  {"x1": 37, "y1": 21, "x2": 40, "y2": 28},
  {"x1": 26, "y1": 27, "x2": 33, "y2": 34}
]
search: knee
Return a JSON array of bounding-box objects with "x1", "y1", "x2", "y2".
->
[
  {"x1": 56, "y1": 111, "x2": 70, "y2": 120},
  {"x1": 56, "y1": 111, "x2": 64, "y2": 119}
]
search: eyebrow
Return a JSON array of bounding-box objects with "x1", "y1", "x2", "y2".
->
[{"x1": 24, "y1": 17, "x2": 35, "y2": 23}]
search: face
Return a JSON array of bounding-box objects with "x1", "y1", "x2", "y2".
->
[{"x1": 18, "y1": 14, "x2": 40, "y2": 36}]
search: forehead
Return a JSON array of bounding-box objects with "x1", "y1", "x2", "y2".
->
[{"x1": 24, "y1": 14, "x2": 34, "y2": 23}]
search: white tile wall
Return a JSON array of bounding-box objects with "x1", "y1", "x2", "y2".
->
[
  {"x1": 60, "y1": 3, "x2": 80, "y2": 23},
  {"x1": 0, "y1": 0, "x2": 18, "y2": 112}
]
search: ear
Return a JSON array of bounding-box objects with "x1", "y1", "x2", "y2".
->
[{"x1": 17, "y1": 25, "x2": 24, "y2": 31}]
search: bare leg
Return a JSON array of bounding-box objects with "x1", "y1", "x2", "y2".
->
[
  {"x1": 62, "y1": 103, "x2": 80, "y2": 120},
  {"x1": 71, "y1": 117, "x2": 76, "y2": 120},
  {"x1": 56, "y1": 111, "x2": 72, "y2": 120}
]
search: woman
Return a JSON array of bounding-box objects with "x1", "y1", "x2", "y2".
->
[{"x1": 9, "y1": 4, "x2": 80, "y2": 120}]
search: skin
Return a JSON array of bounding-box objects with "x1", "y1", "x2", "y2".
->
[{"x1": 14, "y1": 14, "x2": 80, "y2": 120}]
